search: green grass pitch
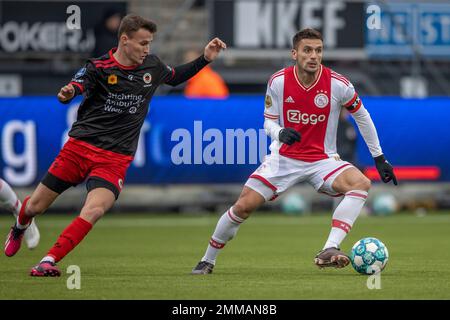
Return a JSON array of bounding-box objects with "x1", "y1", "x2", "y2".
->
[{"x1": 0, "y1": 212, "x2": 449, "y2": 299}]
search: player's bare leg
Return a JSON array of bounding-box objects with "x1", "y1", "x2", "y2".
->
[
  {"x1": 315, "y1": 167, "x2": 371, "y2": 269},
  {"x1": 4, "y1": 183, "x2": 59, "y2": 257},
  {"x1": 78, "y1": 188, "x2": 116, "y2": 225},
  {"x1": 30, "y1": 187, "x2": 115, "y2": 277},
  {"x1": 192, "y1": 187, "x2": 265, "y2": 274}
]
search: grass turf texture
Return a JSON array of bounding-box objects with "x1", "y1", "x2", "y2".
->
[{"x1": 0, "y1": 213, "x2": 449, "y2": 299}]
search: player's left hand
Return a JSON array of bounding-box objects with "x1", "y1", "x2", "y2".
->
[
  {"x1": 374, "y1": 154, "x2": 398, "y2": 185},
  {"x1": 204, "y1": 37, "x2": 227, "y2": 62}
]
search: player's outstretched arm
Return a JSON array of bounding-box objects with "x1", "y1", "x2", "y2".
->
[
  {"x1": 350, "y1": 108, "x2": 397, "y2": 185},
  {"x1": 165, "y1": 38, "x2": 227, "y2": 86},
  {"x1": 347, "y1": 101, "x2": 397, "y2": 185},
  {"x1": 338, "y1": 75, "x2": 398, "y2": 186},
  {"x1": 57, "y1": 84, "x2": 75, "y2": 104}
]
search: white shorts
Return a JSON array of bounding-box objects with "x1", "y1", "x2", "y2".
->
[{"x1": 245, "y1": 154, "x2": 354, "y2": 201}]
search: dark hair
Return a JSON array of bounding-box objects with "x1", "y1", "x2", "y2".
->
[
  {"x1": 118, "y1": 14, "x2": 157, "y2": 39},
  {"x1": 292, "y1": 28, "x2": 323, "y2": 49}
]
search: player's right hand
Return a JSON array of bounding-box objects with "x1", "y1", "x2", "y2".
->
[
  {"x1": 279, "y1": 128, "x2": 301, "y2": 145},
  {"x1": 57, "y1": 84, "x2": 75, "y2": 102}
]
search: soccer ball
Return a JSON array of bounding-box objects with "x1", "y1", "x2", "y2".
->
[
  {"x1": 372, "y1": 193, "x2": 398, "y2": 216},
  {"x1": 280, "y1": 192, "x2": 308, "y2": 215},
  {"x1": 350, "y1": 237, "x2": 389, "y2": 275}
]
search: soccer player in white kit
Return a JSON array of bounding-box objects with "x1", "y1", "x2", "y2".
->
[{"x1": 192, "y1": 28, "x2": 397, "y2": 274}]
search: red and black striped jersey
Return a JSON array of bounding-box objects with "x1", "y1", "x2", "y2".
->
[{"x1": 67, "y1": 48, "x2": 174, "y2": 156}]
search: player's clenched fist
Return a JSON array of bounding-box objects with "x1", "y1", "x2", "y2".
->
[
  {"x1": 279, "y1": 128, "x2": 301, "y2": 145},
  {"x1": 57, "y1": 84, "x2": 75, "y2": 102}
]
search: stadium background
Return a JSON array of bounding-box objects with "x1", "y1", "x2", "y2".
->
[{"x1": 0, "y1": 0, "x2": 450, "y2": 300}]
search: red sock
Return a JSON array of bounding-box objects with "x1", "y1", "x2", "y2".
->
[
  {"x1": 47, "y1": 216, "x2": 93, "y2": 263},
  {"x1": 18, "y1": 196, "x2": 31, "y2": 226}
]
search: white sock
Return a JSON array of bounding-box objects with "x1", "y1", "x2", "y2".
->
[
  {"x1": 323, "y1": 190, "x2": 368, "y2": 250},
  {"x1": 0, "y1": 178, "x2": 20, "y2": 216},
  {"x1": 15, "y1": 220, "x2": 30, "y2": 230},
  {"x1": 40, "y1": 256, "x2": 55, "y2": 264},
  {"x1": 202, "y1": 207, "x2": 245, "y2": 264},
  {"x1": 15, "y1": 200, "x2": 32, "y2": 230},
  {"x1": 0, "y1": 179, "x2": 30, "y2": 230}
]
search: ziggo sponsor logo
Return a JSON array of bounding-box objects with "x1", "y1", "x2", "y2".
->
[{"x1": 287, "y1": 110, "x2": 326, "y2": 125}]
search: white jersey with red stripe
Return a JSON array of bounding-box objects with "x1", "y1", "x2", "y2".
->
[{"x1": 263, "y1": 64, "x2": 382, "y2": 162}]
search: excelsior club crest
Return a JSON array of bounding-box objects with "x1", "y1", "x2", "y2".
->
[{"x1": 143, "y1": 73, "x2": 152, "y2": 84}]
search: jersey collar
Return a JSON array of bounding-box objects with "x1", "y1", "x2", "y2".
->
[
  {"x1": 293, "y1": 64, "x2": 322, "y2": 92},
  {"x1": 109, "y1": 48, "x2": 139, "y2": 70}
]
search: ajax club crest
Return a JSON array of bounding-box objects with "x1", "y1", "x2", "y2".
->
[{"x1": 314, "y1": 92, "x2": 329, "y2": 108}]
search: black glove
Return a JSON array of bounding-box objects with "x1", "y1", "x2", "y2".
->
[
  {"x1": 374, "y1": 154, "x2": 398, "y2": 185},
  {"x1": 279, "y1": 128, "x2": 301, "y2": 145}
]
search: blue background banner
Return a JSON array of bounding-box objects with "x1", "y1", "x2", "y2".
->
[{"x1": 0, "y1": 96, "x2": 448, "y2": 186}]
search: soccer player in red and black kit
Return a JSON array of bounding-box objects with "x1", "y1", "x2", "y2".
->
[{"x1": 4, "y1": 14, "x2": 227, "y2": 277}]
